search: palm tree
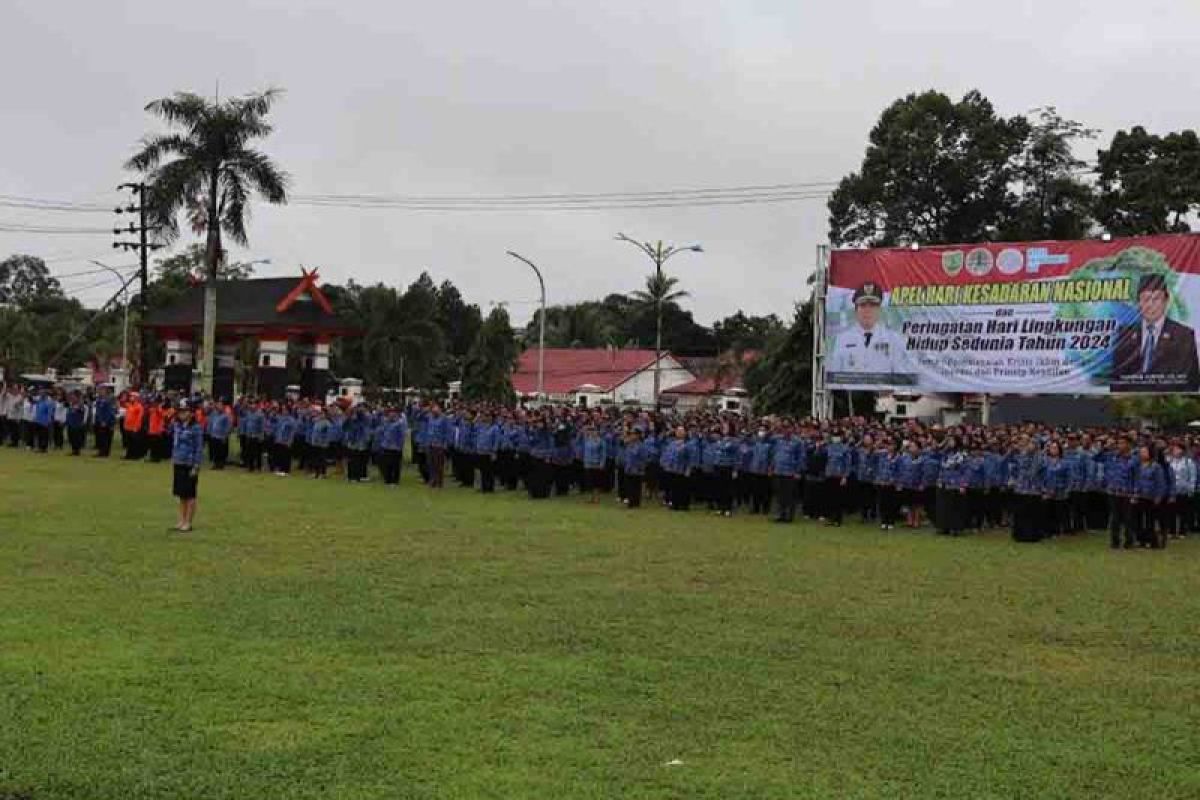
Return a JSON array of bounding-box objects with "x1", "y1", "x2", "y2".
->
[
  {"x1": 126, "y1": 89, "x2": 289, "y2": 395},
  {"x1": 357, "y1": 285, "x2": 444, "y2": 390},
  {"x1": 616, "y1": 234, "x2": 701, "y2": 405},
  {"x1": 631, "y1": 270, "x2": 690, "y2": 397}
]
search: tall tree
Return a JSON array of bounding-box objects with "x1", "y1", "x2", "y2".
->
[
  {"x1": 1096, "y1": 127, "x2": 1200, "y2": 235},
  {"x1": 0, "y1": 255, "x2": 62, "y2": 308},
  {"x1": 712, "y1": 311, "x2": 784, "y2": 354},
  {"x1": 434, "y1": 280, "x2": 483, "y2": 358},
  {"x1": 127, "y1": 88, "x2": 289, "y2": 395},
  {"x1": 1002, "y1": 107, "x2": 1097, "y2": 240},
  {"x1": 828, "y1": 90, "x2": 1029, "y2": 247},
  {"x1": 461, "y1": 306, "x2": 518, "y2": 402},
  {"x1": 325, "y1": 277, "x2": 446, "y2": 389},
  {"x1": 745, "y1": 301, "x2": 814, "y2": 417}
]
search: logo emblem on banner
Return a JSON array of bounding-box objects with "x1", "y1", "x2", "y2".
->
[
  {"x1": 997, "y1": 248, "x2": 1024, "y2": 275},
  {"x1": 966, "y1": 248, "x2": 993, "y2": 276},
  {"x1": 942, "y1": 251, "x2": 964, "y2": 276}
]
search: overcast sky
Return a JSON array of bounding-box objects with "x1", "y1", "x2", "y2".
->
[{"x1": 3, "y1": 0, "x2": 1198, "y2": 325}]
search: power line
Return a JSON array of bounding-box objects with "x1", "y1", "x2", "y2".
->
[
  {"x1": 0, "y1": 221, "x2": 113, "y2": 234},
  {"x1": 293, "y1": 179, "x2": 841, "y2": 204},
  {"x1": 0, "y1": 198, "x2": 112, "y2": 214},
  {"x1": 291, "y1": 191, "x2": 834, "y2": 212}
]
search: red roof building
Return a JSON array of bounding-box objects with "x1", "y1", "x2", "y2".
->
[
  {"x1": 513, "y1": 348, "x2": 696, "y2": 406},
  {"x1": 661, "y1": 351, "x2": 759, "y2": 413}
]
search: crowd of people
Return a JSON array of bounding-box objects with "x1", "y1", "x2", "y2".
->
[{"x1": 1, "y1": 381, "x2": 1195, "y2": 549}]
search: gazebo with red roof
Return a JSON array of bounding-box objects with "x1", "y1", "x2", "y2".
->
[{"x1": 142, "y1": 269, "x2": 359, "y2": 400}]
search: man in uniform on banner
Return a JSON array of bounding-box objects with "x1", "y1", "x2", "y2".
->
[
  {"x1": 828, "y1": 282, "x2": 912, "y2": 384},
  {"x1": 1111, "y1": 273, "x2": 1200, "y2": 393}
]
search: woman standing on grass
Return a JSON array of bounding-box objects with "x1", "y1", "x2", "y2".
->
[{"x1": 171, "y1": 400, "x2": 203, "y2": 533}]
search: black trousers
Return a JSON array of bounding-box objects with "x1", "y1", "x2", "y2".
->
[
  {"x1": 645, "y1": 463, "x2": 660, "y2": 500},
  {"x1": 211, "y1": 438, "x2": 230, "y2": 470},
  {"x1": 773, "y1": 475, "x2": 798, "y2": 521},
  {"x1": 1045, "y1": 498, "x2": 1069, "y2": 538},
  {"x1": 380, "y1": 450, "x2": 401, "y2": 485},
  {"x1": 3, "y1": 418, "x2": 16, "y2": 446},
  {"x1": 497, "y1": 450, "x2": 516, "y2": 489},
  {"x1": 416, "y1": 448, "x2": 430, "y2": 483},
  {"x1": 1108, "y1": 495, "x2": 1133, "y2": 548},
  {"x1": 347, "y1": 450, "x2": 369, "y2": 481},
  {"x1": 803, "y1": 475, "x2": 823, "y2": 519},
  {"x1": 1012, "y1": 494, "x2": 1043, "y2": 542},
  {"x1": 668, "y1": 472, "x2": 691, "y2": 511},
  {"x1": 623, "y1": 473, "x2": 643, "y2": 507},
  {"x1": 94, "y1": 425, "x2": 113, "y2": 457},
  {"x1": 965, "y1": 488, "x2": 986, "y2": 529},
  {"x1": 713, "y1": 466, "x2": 734, "y2": 512},
  {"x1": 146, "y1": 434, "x2": 163, "y2": 463},
  {"x1": 52, "y1": 422, "x2": 64, "y2": 449},
  {"x1": 1163, "y1": 496, "x2": 1191, "y2": 537},
  {"x1": 479, "y1": 454, "x2": 496, "y2": 493},
  {"x1": 124, "y1": 430, "x2": 144, "y2": 460},
  {"x1": 67, "y1": 427, "x2": 86, "y2": 455},
  {"x1": 527, "y1": 458, "x2": 552, "y2": 499},
  {"x1": 246, "y1": 437, "x2": 264, "y2": 472},
  {"x1": 553, "y1": 463, "x2": 572, "y2": 496},
  {"x1": 1130, "y1": 499, "x2": 1164, "y2": 548},
  {"x1": 825, "y1": 477, "x2": 847, "y2": 525},
  {"x1": 858, "y1": 481, "x2": 876, "y2": 521},
  {"x1": 935, "y1": 487, "x2": 965, "y2": 535},
  {"x1": 878, "y1": 485, "x2": 900, "y2": 526},
  {"x1": 34, "y1": 423, "x2": 50, "y2": 452},
  {"x1": 272, "y1": 443, "x2": 292, "y2": 474},
  {"x1": 311, "y1": 445, "x2": 328, "y2": 477},
  {"x1": 749, "y1": 473, "x2": 771, "y2": 515}
]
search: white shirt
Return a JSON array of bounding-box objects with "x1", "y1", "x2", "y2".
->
[{"x1": 829, "y1": 323, "x2": 911, "y2": 379}]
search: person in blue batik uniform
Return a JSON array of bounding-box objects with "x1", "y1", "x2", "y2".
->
[
  {"x1": 1130, "y1": 444, "x2": 1167, "y2": 549},
  {"x1": 170, "y1": 400, "x2": 204, "y2": 533}
]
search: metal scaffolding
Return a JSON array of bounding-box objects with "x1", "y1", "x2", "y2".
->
[{"x1": 811, "y1": 244, "x2": 833, "y2": 420}]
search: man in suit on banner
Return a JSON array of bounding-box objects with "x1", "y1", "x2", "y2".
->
[{"x1": 1111, "y1": 273, "x2": 1200, "y2": 393}]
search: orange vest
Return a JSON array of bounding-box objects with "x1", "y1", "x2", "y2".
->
[
  {"x1": 148, "y1": 406, "x2": 166, "y2": 436},
  {"x1": 124, "y1": 402, "x2": 144, "y2": 432}
]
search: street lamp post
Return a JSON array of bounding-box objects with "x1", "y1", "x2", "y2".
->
[
  {"x1": 507, "y1": 251, "x2": 546, "y2": 401},
  {"x1": 90, "y1": 260, "x2": 130, "y2": 382},
  {"x1": 614, "y1": 234, "x2": 702, "y2": 408}
]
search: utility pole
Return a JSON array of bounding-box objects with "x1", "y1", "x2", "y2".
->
[
  {"x1": 615, "y1": 233, "x2": 702, "y2": 408},
  {"x1": 114, "y1": 183, "x2": 163, "y2": 386},
  {"x1": 89, "y1": 261, "x2": 131, "y2": 385},
  {"x1": 506, "y1": 251, "x2": 546, "y2": 400}
]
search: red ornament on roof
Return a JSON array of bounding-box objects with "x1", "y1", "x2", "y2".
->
[{"x1": 276, "y1": 268, "x2": 334, "y2": 315}]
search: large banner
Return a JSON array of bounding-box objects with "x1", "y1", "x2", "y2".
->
[{"x1": 824, "y1": 234, "x2": 1200, "y2": 394}]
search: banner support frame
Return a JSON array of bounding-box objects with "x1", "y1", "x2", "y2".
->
[{"x1": 812, "y1": 244, "x2": 832, "y2": 420}]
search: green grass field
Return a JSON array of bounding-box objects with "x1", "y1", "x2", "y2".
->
[{"x1": 2, "y1": 446, "x2": 1198, "y2": 799}]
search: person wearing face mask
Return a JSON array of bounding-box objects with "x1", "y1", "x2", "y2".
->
[
  {"x1": 824, "y1": 433, "x2": 852, "y2": 527},
  {"x1": 746, "y1": 426, "x2": 774, "y2": 515},
  {"x1": 711, "y1": 425, "x2": 739, "y2": 517},
  {"x1": 855, "y1": 433, "x2": 877, "y2": 524},
  {"x1": 660, "y1": 425, "x2": 694, "y2": 511},
  {"x1": 769, "y1": 424, "x2": 801, "y2": 523},
  {"x1": 1131, "y1": 444, "x2": 1168, "y2": 548},
  {"x1": 1011, "y1": 438, "x2": 1045, "y2": 543},
  {"x1": 874, "y1": 438, "x2": 900, "y2": 530}
]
